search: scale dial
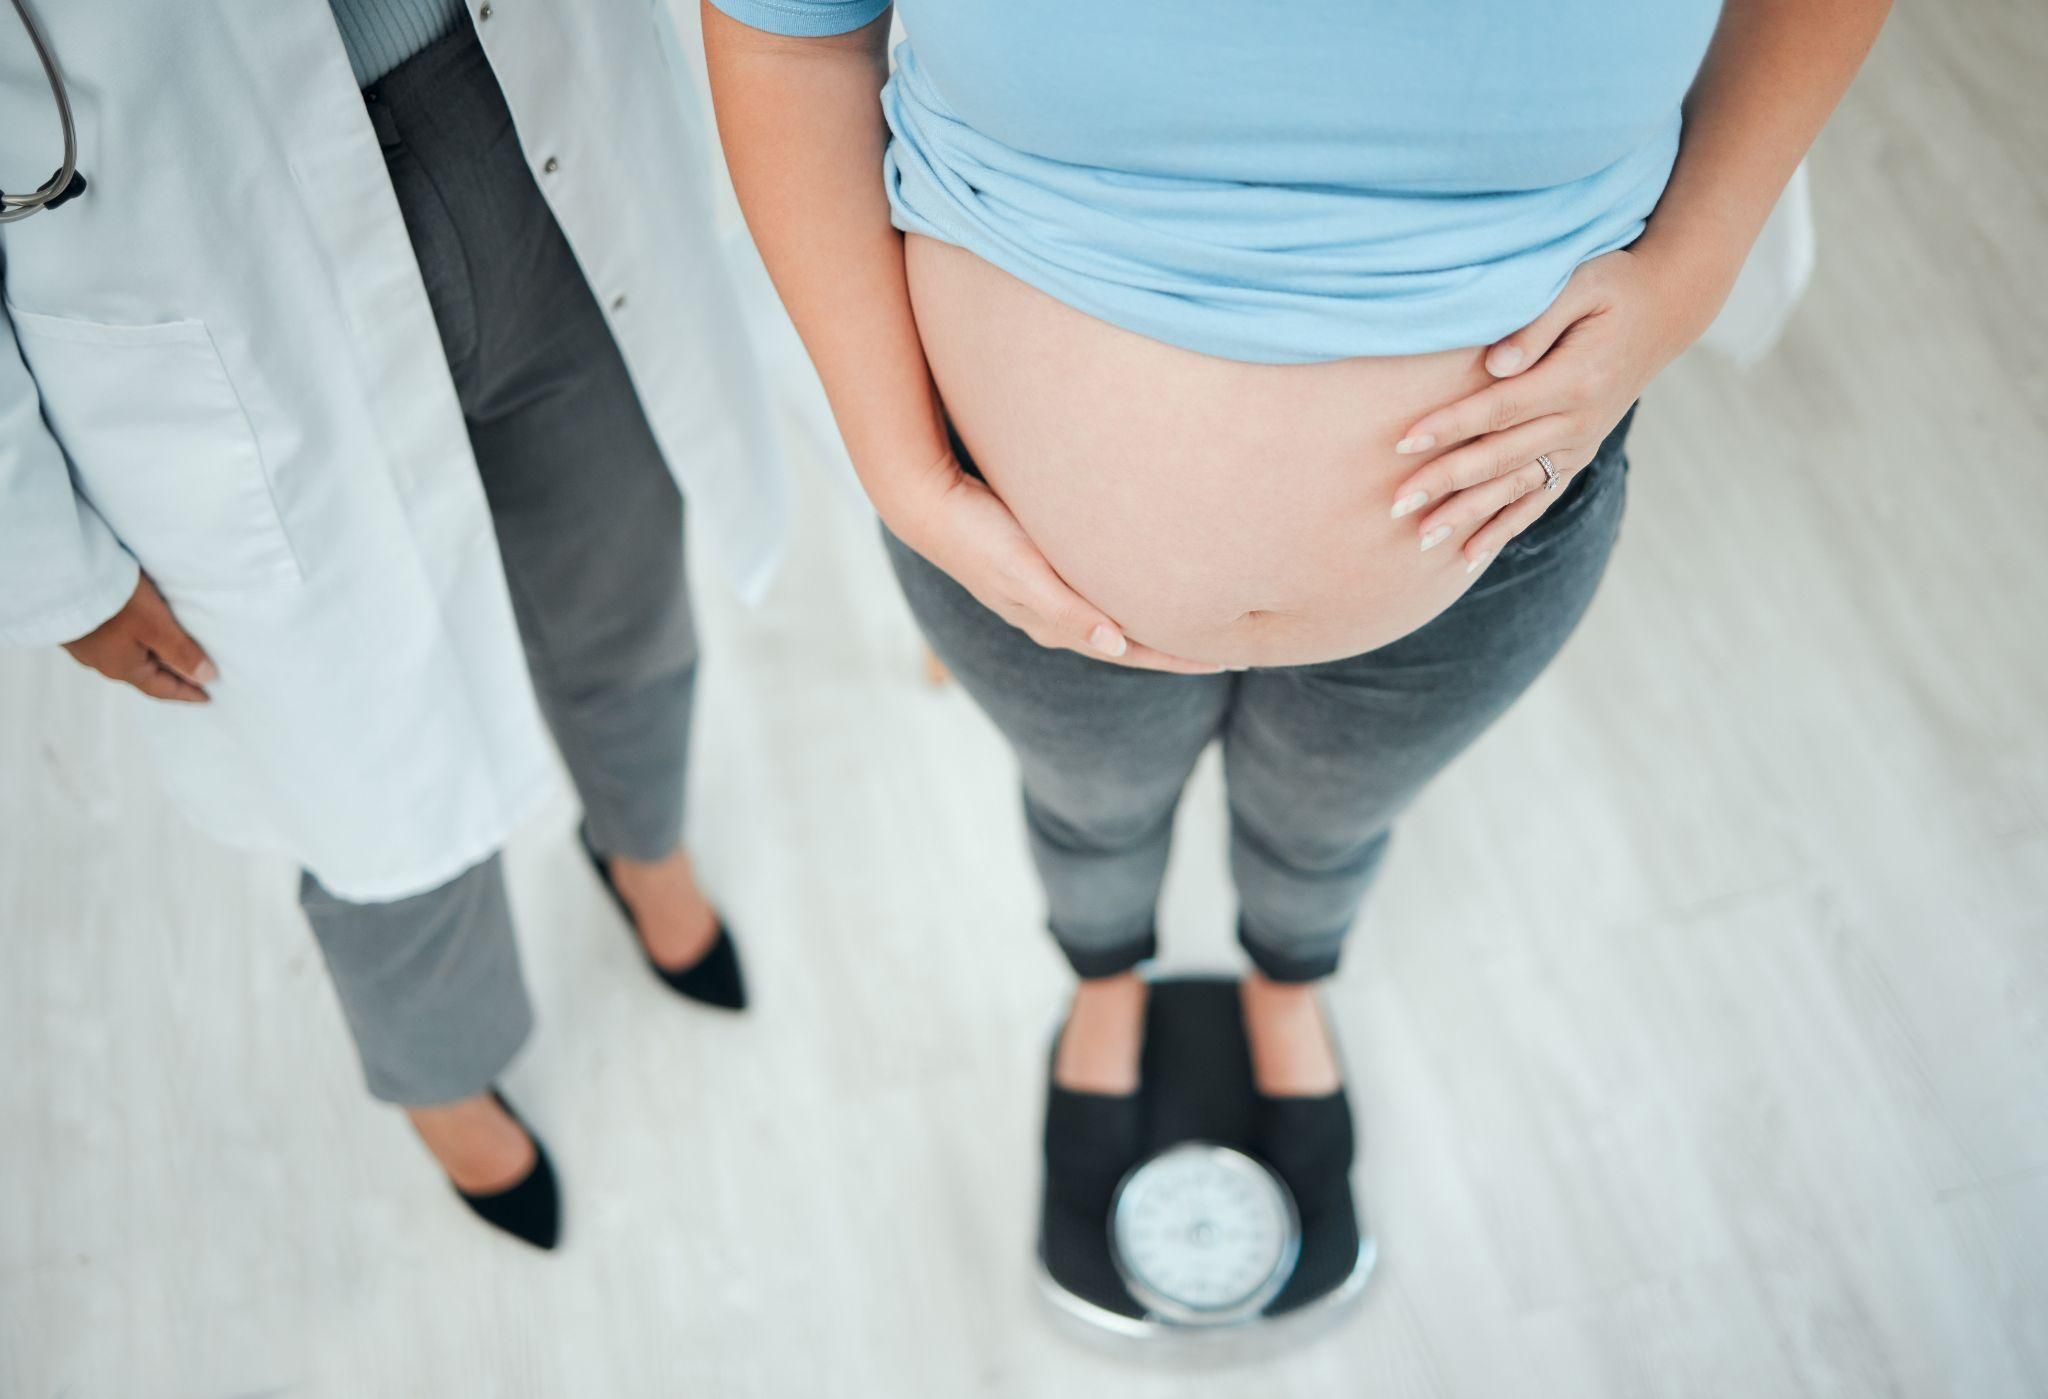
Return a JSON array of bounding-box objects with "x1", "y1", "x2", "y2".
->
[{"x1": 1109, "y1": 1143, "x2": 1299, "y2": 1326}]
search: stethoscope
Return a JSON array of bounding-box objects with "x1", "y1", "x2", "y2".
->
[{"x1": 1, "y1": 0, "x2": 85, "y2": 224}]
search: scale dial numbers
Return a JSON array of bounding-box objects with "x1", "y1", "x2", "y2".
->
[{"x1": 1109, "y1": 1144, "x2": 1299, "y2": 1326}]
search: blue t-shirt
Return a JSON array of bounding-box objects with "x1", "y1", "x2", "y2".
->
[{"x1": 709, "y1": 1, "x2": 1724, "y2": 364}]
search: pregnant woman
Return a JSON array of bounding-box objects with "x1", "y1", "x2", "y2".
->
[{"x1": 703, "y1": 0, "x2": 1886, "y2": 1310}]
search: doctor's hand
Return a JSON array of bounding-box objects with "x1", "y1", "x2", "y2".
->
[
  {"x1": 891, "y1": 460, "x2": 1222, "y2": 675},
  {"x1": 62, "y1": 575, "x2": 217, "y2": 704},
  {"x1": 1386, "y1": 247, "x2": 1711, "y2": 569}
]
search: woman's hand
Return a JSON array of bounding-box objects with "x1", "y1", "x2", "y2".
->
[
  {"x1": 1386, "y1": 247, "x2": 1712, "y2": 571},
  {"x1": 703, "y1": 10, "x2": 1213, "y2": 676},
  {"x1": 890, "y1": 457, "x2": 1222, "y2": 674},
  {"x1": 1382, "y1": 0, "x2": 1892, "y2": 573}
]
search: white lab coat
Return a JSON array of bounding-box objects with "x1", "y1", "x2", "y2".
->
[{"x1": 0, "y1": 1, "x2": 787, "y2": 901}]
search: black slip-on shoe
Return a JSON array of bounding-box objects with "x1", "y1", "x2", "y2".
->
[
  {"x1": 1252, "y1": 1087, "x2": 1362, "y2": 1314},
  {"x1": 1039, "y1": 1049, "x2": 1149, "y2": 1321},
  {"x1": 578, "y1": 822, "x2": 748, "y2": 1011},
  {"x1": 452, "y1": 1089, "x2": 560, "y2": 1251}
]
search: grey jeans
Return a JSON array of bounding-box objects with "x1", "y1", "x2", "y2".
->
[
  {"x1": 886, "y1": 407, "x2": 1633, "y2": 983},
  {"x1": 300, "y1": 20, "x2": 697, "y2": 1106}
]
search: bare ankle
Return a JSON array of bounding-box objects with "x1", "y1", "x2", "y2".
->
[
  {"x1": 1054, "y1": 972, "x2": 1149, "y2": 1094},
  {"x1": 605, "y1": 844, "x2": 719, "y2": 970},
  {"x1": 1240, "y1": 973, "x2": 1341, "y2": 1097},
  {"x1": 1242, "y1": 970, "x2": 1319, "y2": 1016},
  {"x1": 407, "y1": 1093, "x2": 535, "y2": 1195},
  {"x1": 1056, "y1": 973, "x2": 1150, "y2": 1092}
]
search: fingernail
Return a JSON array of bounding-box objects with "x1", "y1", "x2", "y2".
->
[
  {"x1": 1466, "y1": 551, "x2": 1490, "y2": 574},
  {"x1": 1088, "y1": 624, "x2": 1127, "y2": 657},
  {"x1": 195, "y1": 659, "x2": 219, "y2": 685},
  {"x1": 1390, "y1": 490, "x2": 1428, "y2": 520},
  {"x1": 1394, "y1": 434, "x2": 1434, "y2": 456},
  {"x1": 1420, "y1": 525, "x2": 1451, "y2": 552},
  {"x1": 1487, "y1": 345, "x2": 1524, "y2": 375}
]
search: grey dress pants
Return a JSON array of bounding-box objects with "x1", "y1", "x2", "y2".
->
[{"x1": 299, "y1": 21, "x2": 697, "y2": 1106}]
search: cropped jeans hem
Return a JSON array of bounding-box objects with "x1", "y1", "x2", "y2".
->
[
  {"x1": 1237, "y1": 917, "x2": 1344, "y2": 984},
  {"x1": 1053, "y1": 923, "x2": 1160, "y2": 980}
]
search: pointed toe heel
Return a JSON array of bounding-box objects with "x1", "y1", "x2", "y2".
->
[
  {"x1": 578, "y1": 822, "x2": 748, "y2": 1011},
  {"x1": 454, "y1": 1090, "x2": 561, "y2": 1251},
  {"x1": 666, "y1": 925, "x2": 747, "y2": 1009}
]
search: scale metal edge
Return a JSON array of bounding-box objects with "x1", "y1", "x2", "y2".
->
[{"x1": 1035, "y1": 1227, "x2": 1378, "y2": 1359}]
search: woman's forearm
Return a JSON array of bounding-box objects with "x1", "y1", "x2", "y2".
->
[
  {"x1": 699, "y1": 4, "x2": 952, "y2": 517},
  {"x1": 1636, "y1": 0, "x2": 1892, "y2": 337},
  {"x1": 1388, "y1": 0, "x2": 1889, "y2": 565},
  {"x1": 700, "y1": 4, "x2": 1213, "y2": 670}
]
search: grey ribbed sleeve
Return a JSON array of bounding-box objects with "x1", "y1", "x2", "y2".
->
[{"x1": 327, "y1": 0, "x2": 468, "y2": 87}]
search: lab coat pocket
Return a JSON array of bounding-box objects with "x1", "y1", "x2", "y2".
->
[{"x1": 7, "y1": 307, "x2": 301, "y2": 593}]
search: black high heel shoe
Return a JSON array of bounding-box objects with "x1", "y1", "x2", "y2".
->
[
  {"x1": 578, "y1": 822, "x2": 748, "y2": 1011},
  {"x1": 452, "y1": 1089, "x2": 560, "y2": 1251}
]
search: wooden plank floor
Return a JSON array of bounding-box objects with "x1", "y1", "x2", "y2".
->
[{"x1": 4, "y1": 4, "x2": 2046, "y2": 1395}]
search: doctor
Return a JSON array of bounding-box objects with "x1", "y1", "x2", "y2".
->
[{"x1": 0, "y1": 0, "x2": 787, "y2": 1248}]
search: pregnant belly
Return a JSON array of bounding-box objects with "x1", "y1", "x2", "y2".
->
[{"x1": 907, "y1": 234, "x2": 1500, "y2": 669}]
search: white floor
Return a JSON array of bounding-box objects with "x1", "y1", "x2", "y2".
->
[{"x1": 7, "y1": 6, "x2": 2048, "y2": 1397}]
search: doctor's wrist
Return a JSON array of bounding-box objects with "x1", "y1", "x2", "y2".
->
[{"x1": 60, "y1": 573, "x2": 216, "y2": 705}]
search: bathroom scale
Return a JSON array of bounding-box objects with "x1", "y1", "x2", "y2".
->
[{"x1": 1037, "y1": 975, "x2": 1376, "y2": 1347}]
